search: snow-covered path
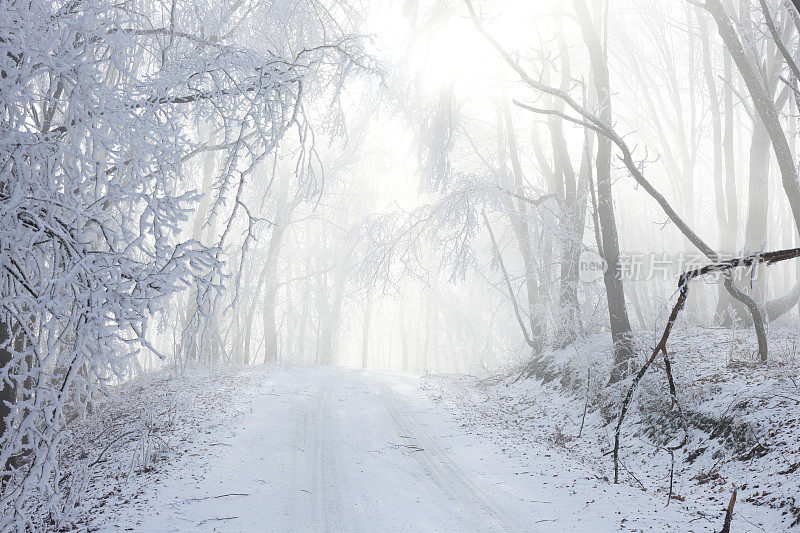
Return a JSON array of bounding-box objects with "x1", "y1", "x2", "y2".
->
[{"x1": 99, "y1": 367, "x2": 708, "y2": 532}]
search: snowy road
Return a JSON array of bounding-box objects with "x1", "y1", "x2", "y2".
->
[{"x1": 100, "y1": 367, "x2": 708, "y2": 532}]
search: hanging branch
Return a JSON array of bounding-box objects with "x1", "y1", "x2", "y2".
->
[
  {"x1": 482, "y1": 211, "x2": 537, "y2": 350},
  {"x1": 612, "y1": 247, "x2": 800, "y2": 484}
]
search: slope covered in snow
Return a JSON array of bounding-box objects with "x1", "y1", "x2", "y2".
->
[{"x1": 423, "y1": 322, "x2": 800, "y2": 532}]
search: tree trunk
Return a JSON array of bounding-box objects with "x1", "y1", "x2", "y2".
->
[
  {"x1": 553, "y1": 118, "x2": 592, "y2": 347},
  {"x1": 361, "y1": 291, "x2": 372, "y2": 369},
  {"x1": 261, "y1": 223, "x2": 286, "y2": 364},
  {"x1": 263, "y1": 284, "x2": 279, "y2": 364},
  {"x1": 744, "y1": 121, "x2": 771, "y2": 302},
  {"x1": 705, "y1": 0, "x2": 800, "y2": 236},
  {"x1": 499, "y1": 98, "x2": 546, "y2": 354},
  {"x1": 422, "y1": 295, "x2": 433, "y2": 373},
  {"x1": 574, "y1": 0, "x2": 635, "y2": 382},
  {"x1": 716, "y1": 51, "x2": 741, "y2": 322},
  {"x1": 0, "y1": 319, "x2": 13, "y2": 441},
  {"x1": 297, "y1": 266, "x2": 311, "y2": 364},
  {"x1": 285, "y1": 263, "x2": 294, "y2": 362},
  {"x1": 399, "y1": 300, "x2": 409, "y2": 372},
  {"x1": 181, "y1": 121, "x2": 218, "y2": 362},
  {"x1": 318, "y1": 240, "x2": 353, "y2": 365}
]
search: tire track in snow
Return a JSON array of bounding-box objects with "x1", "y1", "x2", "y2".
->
[
  {"x1": 289, "y1": 379, "x2": 315, "y2": 526},
  {"x1": 316, "y1": 376, "x2": 345, "y2": 532},
  {"x1": 378, "y1": 382, "x2": 518, "y2": 532}
]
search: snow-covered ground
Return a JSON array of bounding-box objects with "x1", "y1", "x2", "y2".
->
[
  {"x1": 422, "y1": 323, "x2": 800, "y2": 533},
  {"x1": 59, "y1": 366, "x2": 267, "y2": 530},
  {"x1": 87, "y1": 365, "x2": 723, "y2": 532}
]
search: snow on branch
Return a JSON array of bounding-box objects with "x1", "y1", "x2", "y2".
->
[{"x1": 0, "y1": 0, "x2": 369, "y2": 527}]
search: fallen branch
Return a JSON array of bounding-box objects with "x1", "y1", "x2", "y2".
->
[
  {"x1": 197, "y1": 516, "x2": 238, "y2": 526},
  {"x1": 613, "y1": 247, "x2": 800, "y2": 484},
  {"x1": 720, "y1": 486, "x2": 738, "y2": 533},
  {"x1": 185, "y1": 493, "x2": 249, "y2": 503}
]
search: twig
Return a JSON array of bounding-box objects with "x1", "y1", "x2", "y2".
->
[
  {"x1": 578, "y1": 367, "x2": 590, "y2": 439},
  {"x1": 185, "y1": 493, "x2": 249, "y2": 503},
  {"x1": 618, "y1": 455, "x2": 648, "y2": 492},
  {"x1": 88, "y1": 429, "x2": 138, "y2": 467},
  {"x1": 667, "y1": 449, "x2": 675, "y2": 507},
  {"x1": 197, "y1": 516, "x2": 238, "y2": 526}
]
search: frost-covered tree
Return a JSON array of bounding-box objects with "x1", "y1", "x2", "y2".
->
[{"x1": 0, "y1": 0, "x2": 365, "y2": 526}]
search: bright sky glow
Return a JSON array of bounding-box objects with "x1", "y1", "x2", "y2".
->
[{"x1": 367, "y1": 1, "x2": 538, "y2": 96}]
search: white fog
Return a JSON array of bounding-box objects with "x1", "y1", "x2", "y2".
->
[{"x1": 2, "y1": 0, "x2": 800, "y2": 531}]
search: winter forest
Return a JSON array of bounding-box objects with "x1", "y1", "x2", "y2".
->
[{"x1": 3, "y1": 0, "x2": 800, "y2": 530}]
